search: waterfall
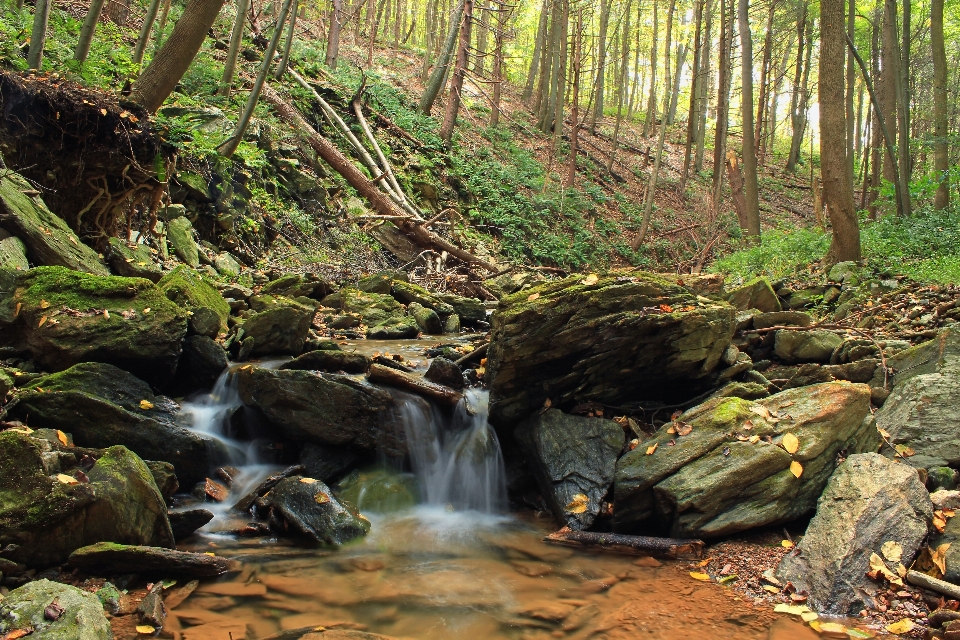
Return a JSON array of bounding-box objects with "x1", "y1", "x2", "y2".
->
[{"x1": 179, "y1": 369, "x2": 251, "y2": 465}]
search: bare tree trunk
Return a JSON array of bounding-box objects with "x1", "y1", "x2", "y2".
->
[
  {"x1": 366, "y1": 0, "x2": 379, "y2": 65},
  {"x1": 932, "y1": 0, "x2": 949, "y2": 209},
  {"x1": 642, "y1": 1, "x2": 659, "y2": 137},
  {"x1": 565, "y1": 6, "x2": 583, "y2": 189},
  {"x1": 439, "y1": 0, "x2": 473, "y2": 146},
  {"x1": 785, "y1": 1, "x2": 808, "y2": 172},
  {"x1": 326, "y1": 0, "x2": 342, "y2": 68},
  {"x1": 75, "y1": 0, "x2": 108, "y2": 63},
  {"x1": 884, "y1": 0, "x2": 910, "y2": 216},
  {"x1": 845, "y1": 0, "x2": 855, "y2": 184},
  {"x1": 753, "y1": 0, "x2": 774, "y2": 164},
  {"x1": 738, "y1": 0, "x2": 761, "y2": 241},
  {"x1": 523, "y1": 0, "x2": 548, "y2": 103},
  {"x1": 681, "y1": 0, "x2": 705, "y2": 191},
  {"x1": 133, "y1": 0, "x2": 163, "y2": 65},
  {"x1": 421, "y1": 0, "x2": 436, "y2": 80},
  {"x1": 489, "y1": 0, "x2": 509, "y2": 127},
  {"x1": 418, "y1": 0, "x2": 464, "y2": 114},
  {"x1": 129, "y1": 0, "x2": 225, "y2": 112},
  {"x1": 274, "y1": 0, "x2": 297, "y2": 78},
  {"x1": 588, "y1": 0, "x2": 610, "y2": 134},
  {"x1": 27, "y1": 0, "x2": 52, "y2": 70},
  {"x1": 694, "y1": 0, "x2": 714, "y2": 172},
  {"x1": 473, "y1": 1, "x2": 488, "y2": 75},
  {"x1": 712, "y1": 0, "x2": 731, "y2": 207},
  {"x1": 607, "y1": 0, "x2": 633, "y2": 172},
  {"x1": 152, "y1": 0, "x2": 173, "y2": 52},
  {"x1": 666, "y1": 39, "x2": 688, "y2": 126},
  {"x1": 218, "y1": 0, "x2": 250, "y2": 95}
]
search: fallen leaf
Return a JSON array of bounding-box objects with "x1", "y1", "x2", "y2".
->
[
  {"x1": 2, "y1": 629, "x2": 34, "y2": 640},
  {"x1": 689, "y1": 572, "x2": 711, "y2": 581},
  {"x1": 39, "y1": 299, "x2": 50, "y2": 309},
  {"x1": 659, "y1": 304, "x2": 674, "y2": 313},
  {"x1": 100, "y1": 108, "x2": 108, "y2": 115},
  {"x1": 894, "y1": 444, "x2": 915, "y2": 457},
  {"x1": 299, "y1": 477, "x2": 318, "y2": 484},
  {"x1": 932, "y1": 543, "x2": 951, "y2": 575},
  {"x1": 38, "y1": 315, "x2": 47, "y2": 328},
  {"x1": 934, "y1": 510, "x2": 948, "y2": 533},
  {"x1": 56, "y1": 430, "x2": 69, "y2": 446},
  {"x1": 102, "y1": 309, "x2": 110, "y2": 319},
  {"x1": 789, "y1": 461, "x2": 803, "y2": 478},
  {"x1": 781, "y1": 539, "x2": 794, "y2": 549},
  {"x1": 43, "y1": 601, "x2": 64, "y2": 621},
  {"x1": 884, "y1": 619, "x2": 914, "y2": 635},
  {"x1": 143, "y1": 307, "x2": 151, "y2": 314},
  {"x1": 867, "y1": 552, "x2": 903, "y2": 586},
  {"x1": 581, "y1": 274, "x2": 599, "y2": 286},
  {"x1": 56, "y1": 473, "x2": 79, "y2": 485},
  {"x1": 782, "y1": 433, "x2": 800, "y2": 454},
  {"x1": 750, "y1": 405, "x2": 773, "y2": 420},
  {"x1": 565, "y1": 493, "x2": 590, "y2": 514},
  {"x1": 676, "y1": 423, "x2": 692, "y2": 437},
  {"x1": 135, "y1": 625, "x2": 156, "y2": 634},
  {"x1": 763, "y1": 585, "x2": 780, "y2": 594},
  {"x1": 881, "y1": 540, "x2": 903, "y2": 563},
  {"x1": 773, "y1": 603, "x2": 811, "y2": 616},
  {"x1": 527, "y1": 292, "x2": 540, "y2": 301},
  {"x1": 846, "y1": 629, "x2": 876, "y2": 639},
  {"x1": 139, "y1": 399, "x2": 154, "y2": 410},
  {"x1": 749, "y1": 435, "x2": 761, "y2": 444},
  {"x1": 877, "y1": 426, "x2": 892, "y2": 439},
  {"x1": 817, "y1": 622, "x2": 847, "y2": 638},
  {"x1": 314, "y1": 491, "x2": 330, "y2": 504},
  {"x1": 717, "y1": 574, "x2": 738, "y2": 585},
  {"x1": 204, "y1": 552, "x2": 215, "y2": 556},
  {"x1": 799, "y1": 610, "x2": 818, "y2": 623},
  {"x1": 645, "y1": 443, "x2": 658, "y2": 455},
  {"x1": 14, "y1": 302, "x2": 21, "y2": 318}
]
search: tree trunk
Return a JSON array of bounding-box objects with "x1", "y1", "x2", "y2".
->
[
  {"x1": 753, "y1": 1, "x2": 774, "y2": 163},
  {"x1": 473, "y1": 1, "x2": 488, "y2": 75},
  {"x1": 883, "y1": 0, "x2": 910, "y2": 216},
  {"x1": 565, "y1": 6, "x2": 583, "y2": 189},
  {"x1": 607, "y1": 0, "x2": 633, "y2": 172},
  {"x1": 523, "y1": 0, "x2": 549, "y2": 103},
  {"x1": 820, "y1": 0, "x2": 860, "y2": 263},
  {"x1": 726, "y1": 151, "x2": 749, "y2": 232},
  {"x1": 27, "y1": 0, "x2": 52, "y2": 70},
  {"x1": 418, "y1": 0, "x2": 464, "y2": 114},
  {"x1": 489, "y1": 0, "x2": 508, "y2": 127},
  {"x1": 439, "y1": 0, "x2": 473, "y2": 146},
  {"x1": 274, "y1": 0, "x2": 298, "y2": 79},
  {"x1": 152, "y1": 0, "x2": 173, "y2": 53},
  {"x1": 325, "y1": 0, "x2": 342, "y2": 68},
  {"x1": 420, "y1": 0, "x2": 436, "y2": 80},
  {"x1": 588, "y1": 0, "x2": 610, "y2": 134},
  {"x1": 693, "y1": 0, "x2": 714, "y2": 172},
  {"x1": 129, "y1": 0, "x2": 225, "y2": 112},
  {"x1": 681, "y1": 0, "x2": 705, "y2": 191},
  {"x1": 74, "y1": 0, "x2": 108, "y2": 64},
  {"x1": 932, "y1": 0, "x2": 949, "y2": 209},
  {"x1": 218, "y1": 0, "x2": 250, "y2": 96},
  {"x1": 738, "y1": 0, "x2": 761, "y2": 241},
  {"x1": 642, "y1": 0, "x2": 658, "y2": 137},
  {"x1": 845, "y1": 0, "x2": 855, "y2": 184},
  {"x1": 666, "y1": 39, "x2": 688, "y2": 126},
  {"x1": 133, "y1": 0, "x2": 163, "y2": 65},
  {"x1": 712, "y1": 0, "x2": 731, "y2": 207},
  {"x1": 785, "y1": 1, "x2": 808, "y2": 172}
]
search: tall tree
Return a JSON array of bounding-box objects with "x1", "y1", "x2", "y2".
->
[
  {"x1": 133, "y1": 0, "x2": 164, "y2": 65},
  {"x1": 274, "y1": 0, "x2": 298, "y2": 78},
  {"x1": 884, "y1": 0, "x2": 911, "y2": 216},
  {"x1": 522, "y1": 0, "x2": 549, "y2": 103},
  {"x1": 785, "y1": 0, "x2": 809, "y2": 172},
  {"x1": 931, "y1": 0, "x2": 949, "y2": 209},
  {"x1": 74, "y1": 0, "x2": 108, "y2": 64},
  {"x1": 738, "y1": 0, "x2": 761, "y2": 241},
  {"x1": 439, "y1": 0, "x2": 473, "y2": 145},
  {"x1": 642, "y1": 0, "x2": 659, "y2": 137},
  {"x1": 218, "y1": 0, "x2": 250, "y2": 95},
  {"x1": 489, "y1": 0, "x2": 509, "y2": 126},
  {"x1": 418, "y1": 0, "x2": 464, "y2": 114},
  {"x1": 588, "y1": 0, "x2": 611, "y2": 134},
  {"x1": 325, "y1": 0, "x2": 343, "y2": 68},
  {"x1": 27, "y1": 0, "x2": 52, "y2": 70},
  {"x1": 712, "y1": 0, "x2": 732, "y2": 207}
]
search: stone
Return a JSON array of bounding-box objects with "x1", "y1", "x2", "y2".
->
[
  {"x1": 927, "y1": 467, "x2": 959, "y2": 492},
  {"x1": 169, "y1": 509, "x2": 215, "y2": 540},
  {"x1": 332, "y1": 288, "x2": 419, "y2": 339},
  {"x1": 487, "y1": 271, "x2": 736, "y2": 426},
  {"x1": 830, "y1": 339, "x2": 879, "y2": 364},
  {"x1": 188, "y1": 307, "x2": 221, "y2": 338},
  {"x1": 485, "y1": 271, "x2": 543, "y2": 299},
  {"x1": 0, "y1": 430, "x2": 174, "y2": 568},
  {"x1": 0, "y1": 172, "x2": 109, "y2": 275},
  {"x1": 786, "y1": 287, "x2": 827, "y2": 309},
  {"x1": 752, "y1": 311, "x2": 814, "y2": 330},
  {"x1": 516, "y1": 410, "x2": 625, "y2": 530},
  {"x1": 106, "y1": 237, "x2": 162, "y2": 282},
  {"x1": 876, "y1": 373, "x2": 960, "y2": 469},
  {"x1": 781, "y1": 363, "x2": 834, "y2": 390},
  {"x1": 213, "y1": 252, "x2": 241, "y2": 276},
  {"x1": 167, "y1": 216, "x2": 200, "y2": 267},
  {"x1": 436, "y1": 292, "x2": 486, "y2": 325},
  {"x1": 823, "y1": 359, "x2": 878, "y2": 383},
  {"x1": 299, "y1": 443, "x2": 359, "y2": 483},
  {"x1": 0, "y1": 368, "x2": 13, "y2": 397},
  {"x1": 0, "y1": 579, "x2": 112, "y2": 640},
  {"x1": 256, "y1": 476, "x2": 370, "y2": 546},
  {"x1": 0, "y1": 235, "x2": 28, "y2": 270},
  {"x1": 424, "y1": 357, "x2": 464, "y2": 390},
  {"x1": 720, "y1": 345, "x2": 739, "y2": 366},
  {"x1": 172, "y1": 335, "x2": 229, "y2": 393},
  {"x1": 8, "y1": 362, "x2": 229, "y2": 486},
  {"x1": 366, "y1": 316, "x2": 419, "y2": 339},
  {"x1": 69, "y1": 542, "x2": 240, "y2": 577},
  {"x1": 334, "y1": 468, "x2": 418, "y2": 512},
  {"x1": 237, "y1": 367, "x2": 404, "y2": 456},
  {"x1": 240, "y1": 299, "x2": 314, "y2": 356},
  {"x1": 828, "y1": 261, "x2": 860, "y2": 284},
  {"x1": 443, "y1": 313, "x2": 461, "y2": 334},
  {"x1": 726, "y1": 277, "x2": 781, "y2": 313},
  {"x1": 718, "y1": 352, "x2": 752, "y2": 380},
  {"x1": 408, "y1": 302, "x2": 442, "y2": 334},
  {"x1": 708, "y1": 382, "x2": 770, "y2": 401},
  {"x1": 774, "y1": 330, "x2": 844, "y2": 363},
  {"x1": 356, "y1": 273, "x2": 395, "y2": 295},
  {"x1": 2, "y1": 267, "x2": 188, "y2": 386},
  {"x1": 614, "y1": 382, "x2": 879, "y2": 537},
  {"x1": 776, "y1": 454, "x2": 931, "y2": 615},
  {"x1": 162, "y1": 203, "x2": 188, "y2": 220},
  {"x1": 145, "y1": 460, "x2": 179, "y2": 503},
  {"x1": 391, "y1": 281, "x2": 455, "y2": 316},
  {"x1": 279, "y1": 350, "x2": 371, "y2": 374},
  {"x1": 158, "y1": 265, "x2": 231, "y2": 333}
]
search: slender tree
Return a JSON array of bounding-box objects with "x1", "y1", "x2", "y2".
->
[
  {"x1": 274, "y1": 0, "x2": 298, "y2": 79},
  {"x1": 439, "y1": 0, "x2": 473, "y2": 145},
  {"x1": 588, "y1": 0, "x2": 611, "y2": 134},
  {"x1": 738, "y1": 0, "x2": 761, "y2": 241},
  {"x1": 642, "y1": 0, "x2": 659, "y2": 137},
  {"x1": 786, "y1": 1, "x2": 808, "y2": 172},
  {"x1": 489, "y1": 0, "x2": 509, "y2": 127},
  {"x1": 133, "y1": 0, "x2": 164, "y2": 66},
  {"x1": 219, "y1": 0, "x2": 250, "y2": 96},
  {"x1": 931, "y1": 0, "x2": 949, "y2": 209},
  {"x1": 27, "y1": 0, "x2": 52, "y2": 70},
  {"x1": 75, "y1": 0, "x2": 108, "y2": 64},
  {"x1": 419, "y1": 0, "x2": 464, "y2": 114},
  {"x1": 522, "y1": 0, "x2": 549, "y2": 102},
  {"x1": 326, "y1": 0, "x2": 343, "y2": 68}
]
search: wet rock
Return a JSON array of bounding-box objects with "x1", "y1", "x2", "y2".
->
[
  {"x1": 169, "y1": 509, "x2": 214, "y2": 540},
  {"x1": 828, "y1": 261, "x2": 860, "y2": 284},
  {"x1": 443, "y1": 313, "x2": 460, "y2": 334},
  {"x1": 8, "y1": 362, "x2": 229, "y2": 486},
  {"x1": 436, "y1": 292, "x2": 486, "y2": 325},
  {"x1": 69, "y1": 542, "x2": 240, "y2": 577},
  {"x1": 299, "y1": 443, "x2": 359, "y2": 483},
  {"x1": 158, "y1": 265, "x2": 231, "y2": 333},
  {"x1": 614, "y1": 382, "x2": 879, "y2": 537},
  {"x1": 0, "y1": 430, "x2": 174, "y2": 568},
  {"x1": 516, "y1": 409, "x2": 625, "y2": 530},
  {"x1": 172, "y1": 335, "x2": 228, "y2": 393},
  {"x1": 257, "y1": 476, "x2": 370, "y2": 546},
  {"x1": 366, "y1": 316, "x2": 419, "y2": 339},
  {"x1": 188, "y1": 307, "x2": 221, "y2": 338},
  {"x1": 0, "y1": 578, "x2": 112, "y2": 640},
  {"x1": 408, "y1": 302, "x2": 442, "y2": 334},
  {"x1": 752, "y1": 311, "x2": 814, "y2": 330},
  {"x1": 280, "y1": 350, "x2": 371, "y2": 374},
  {"x1": 166, "y1": 216, "x2": 200, "y2": 267},
  {"x1": 424, "y1": 357, "x2": 464, "y2": 390},
  {"x1": 0, "y1": 235, "x2": 29, "y2": 270},
  {"x1": 0, "y1": 172, "x2": 110, "y2": 275},
  {"x1": 138, "y1": 581, "x2": 165, "y2": 628},
  {"x1": 776, "y1": 454, "x2": 931, "y2": 615},
  {"x1": 487, "y1": 271, "x2": 736, "y2": 426},
  {"x1": 240, "y1": 298, "x2": 314, "y2": 356},
  {"x1": 145, "y1": 460, "x2": 179, "y2": 503},
  {"x1": 390, "y1": 281, "x2": 455, "y2": 316},
  {"x1": 236, "y1": 367, "x2": 404, "y2": 456},
  {"x1": 333, "y1": 289, "x2": 418, "y2": 339},
  {"x1": 774, "y1": 330, "x2": 844, "y2": 363},
  {"x1": 335, "y1": 468, "x2": 418, "y2": 512},
  {"x1": 106, "y1": 237, "x2": 163, "y2": 282},
  {"x1": 2, "y1": 267, "x2": 188, "y2": 386},
  {"x1": 726, "y1": 277, "x2": 781, "y2": 313}
]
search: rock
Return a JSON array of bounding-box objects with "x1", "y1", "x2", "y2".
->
[
  {"x1": 0, "y1": 368, "x2": 13, "y2": 397},
  {"x1": 786, "y1": 286, "x2": 826, "y2": 310},
  {"x1": 391, "y1": 281, "x2": 455, "y2": 316},
  {"x1": 932, "y1": 490, "x2": 960, "y2": 511},
  {"x1": 69, "y1": 542, "x2": 240, "y2": 577},
  {"x1": 172, "y1": 335, "x2": 228, "y2": 393},
  {"x1": 213, "y1": 252, "x2": 241, "y2": 276},
  {"x1": 106, "y1": 237, "x2": 162, "y2": 282},
  {"x1": 828, "y1": 261, "x2": 860, "y2": 284},
  {"x1": 145, "y1": 460, "x2": 179, "y2": 503},
  {"x1": 515, "y1": 410, "x2": 625, "y2": 530},
  {"x1": 0, "y1": 172, "x2": 110, "y2": 275},
  {"x1": 332, "y1": 288, "x2": 419, "y2": 339},
  {"x1": 158, "y1": 265, "x2": 231, "y2": 333},
  {"x1": 485, "y1": 271, "x2": 543, "y2": 299},
  {"x1": 0, "y1": 430, "x2": 174, "y2": 568},
  {"x1": 240, "y1": 299, "x2": 314, "y2": 356},
  {"x1": 720, "y1": 345, "x2": 739, "y2": 366},
  {"x1": 823, "y1": 359, "x2": 878, "y2": 383},
  {"x1": 335, "y1": 468, "x2": 418, "y2": 512},
  {"x1": 8, "y1": 362, "x2": 229, "y2": 486},
  {"x1": 356, "y1": 273, "x2": 395, "y2": 295},
  {"x1": 167, "y1": 216, "x2": 200, "y2": 267},
  {"x1": 781, "y1": 363, "x2": 834, "y2": 390},
  {"x1": 169, "y1": 509, "x2": 215, "y2": 540},
  {"x1": 752, "y1": 311, "x2": 814, "y2": 330},
  {"x1": 830, "y1": 339, "x2": 879, "y2": 364},
  {"x1": 237, "y1": 367, "x2": 404, "y2": 456},
  {"x1": 708, "y1": 382, "x2": 770, "y2": 401},
  {"x1": 443, "y1": 313, "x2": 460, "y2": 334},
  {"x1": 776, "y1": 454, "x2": 931, "y2": 615},
  {"x1": 366, "y1": 316, "x2": 419, "y2": 339},
  {"x1": 424, "y1": 357, "x2": 464, "y2": 390},
  {"x1": 487, "y1": 271, "x2": 736, "y2": 426},
  {"x1": 718, "y1": 352, "x2": 752, "y2": 380},
  {"x1": 256, "y1": 476, "x2": 370, "y2": 546},
  {"x1": 408, "y1": 302, "x2": 442, "y2": 334},
  {"x1": 0, "y1": 235, "x2": 28, "y2": 270},
  {"x1": 436, "y1": 292, "x2": 486, "y2": 325},
  {"x1": 3, "y1": 267, "x2": 188, "y2": 386},
  {"x1": 279, "y1": 350, "x2": 371, "y2": 374},
  {"x1": 774, "y1": 330, "x2": 844, "y2": 363},
  {"x1": 726, "y1": 277, "x2": 781, "y2": 313},
  {"x1": 0, "y1": 579, "x2": 112, "y2": 640},
  {"x1": 188, "y1": 307, "x2": 221, "y2": 338},
  {"x1": 876, "y1": 373, "x2": 960, "y2": 470},
  {"x1": 613, "y1": 382, "x2": 879, "y2": 537},
  {"x1": 299, "y1": 443, "x2": 359, "y2": 483},
  {"x1": 138, "y1": 582, "x2": 165, "y2": 628},
  {"x1": 928, "y1": 467, "x2": 959, "y2": 492}
]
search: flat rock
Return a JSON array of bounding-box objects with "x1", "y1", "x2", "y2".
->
[
  {"x1": 752, "y1": 311, "x2": 813, "y2": 330},
  {"x1": 169, "y1": 508, "x2": 215, "y2": 541},
  {"x1": 774, "y1": 330, "x2": 844, "y2": 363},
  {"x1": 106, "y1": 237, "x2": 162, "y2": 282},
  {"x1": 280, "y1": 349, "x2": 371, "y2": 374},
  {"x1": 726, "y1": 277, "x2": 781, "y2": 313},
  {"x1": 167, "y1": 216, "x2": 200, "y2": 267},
  {"x1": 69, "y1": 542, "x2": 240, "y2": 577},
  {"x1": 0, "y1": 579, "x2": 112, "y2": 640}
]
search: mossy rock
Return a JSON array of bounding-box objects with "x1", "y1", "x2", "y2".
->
[
  {"x1": 0, "y1": 579, "x2": 112, "y2": 640},
  {"x1": 0, "y1": 236, "x2": 28, "y2": 271},
  {"x1": 339, "y1": 288, "x2": 403, "y2": 324},
  {"x1": 367, "y1": 315, "x2": 419, "y2": 339},
  {"x1": 436, "y1": 292, "x2": 485, "y2": 324},
  {"x1": 335, "y1": 468, "x2": 418, "y2": 514},
  {"x1": 166, "y1": 216, "x2": 200, "y2": 267},
  {"x1": 391, "y1": 281, "x2": 455, "y2": 315},
  {"x1": 726, "y1": 277, "x2": 781, "y2": 313},
  {"x1": 105, "y1": 237, "x2": 162, "y2": 282},
  {"x1": 8, "y1": 267, "x2": 188, "y2": 386},
  {"x1": 260, "y1": 476, "x2": 371, "y2": 546},
  {"x1": 158, "y1": 265, "x2": 230, "y2": 332},
  {"x1": 280, "y1": 350, "x2": 371, "y2": 374},
  {"x1": 408, "y1": 302, "x2": 442, "y2": 334},
  {"x1": 241, "y1": 299, "x2": 314, "y2": 356}
]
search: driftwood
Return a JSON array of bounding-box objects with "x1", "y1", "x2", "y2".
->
[
  {"x1": 455, "y1": 342, "x2": 488, "y2": 367},
  {"x1": 906, "y1": 570, "x2": 960, "y2": 601},
  {"x1": 368, "y1": 363, "x2": 462, "y2": 406},
  {"x1": 259, "y1": 83, "x2": 498, "y2": 273},
  {"x1": 543, "y1": 529, "x2": 704, "y2": 559}
]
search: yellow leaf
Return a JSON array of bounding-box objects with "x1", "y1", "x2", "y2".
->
[
  {"x1": 881, "y1": 540, "x2": 903, "y2": 563},
  {"x1": 877, "y1": 426, "x2": 892, "y2": 439},
  {"x1": 868, "y1": 553, "x2": 903, "y2": 586},
  {"x1": 934, "y1": 510, "x2": 948, "y2": 533},
  {"x1": 932, "y1": 543, "x2": 951, "y2": 575},
  {"x1": 781, "y1": 539, "x2": 794, "y2": 549},
  {"x1": 763, "y1": 585, "x2": 780, "y2": 593},
  {"x1": 56, "y1": 473, "x2": 78, "y2": 485},
  {"x1": 204, "y1": 552, "x2": 215, "y2": 556},
  {"x1": 808, "y1": 621, "x2": 822, "y2": 633},
  {"x1": 884, "y1": 619, "x2": 914, "y2": 635},
  {"x1": 299, "y1": 477, "x2": 318, "y2": 484},
  {"x1": 103, "y1": 309, "x2": 110, "y2": 319},
  {"x1": 565, "y1": 493, "x2": 590, "y2": 514},
  {"x1": 314, "y1": 491, "x2": 330, "y2": 504},
  {"x1": 56, "y1": 430, "x2": 69, "y2": 446},
  {"x1": 689, "y1": 572, "x2": 711, "y2": 581},
  {"x1": 782, "y1": 433, "x2": 799, "y2": 454},
  {"x1": 39, "y1": 299, "x2": 50, "y2": 309},
  {"x1": 14, "y1": 302, "x2": 21, "y2": 318},
  {"x1": 894, "y1": 444, "x2": 915, "y2": 457},
  {"x1": 527, "y1": 292, "x2": 540, "y2": 301},
  {"x1": 143, "y1": 307, "x2": 151, "y2": 314},
  {"x1": 136, "y1": 625, "x2": 156, "y2": 634},
  {"x1": 750, "y1": 405, "x2": 773, "y2": 419},
  {"x1": 749, "y1": 435, "x2": 761, "y2": 444},
  {"x1": 846, "y1": 629, "x2": 876, "y2": 639},
  {"x1": 38, "y1": 315, "x2": 47, "y2": 327},
  {"x1": 646, "y1": 443, "x2": 658, "y2": 455},
  {"x1": 818, "y1": 622, "x2": 848, "y2": 638},
  {"x1": 139, "y1": 399, "x2": 154, "y2": 410},
  {"x1": 790, "y1": 461, "x2": 803, "y2": 478},
  {"x1": 800, "y1": 611, "x2": 818, "y2": 623},
  {"x1": 581, "y1": 274, "x2": 599, "y2": 286},
  {"x1": 773, "y1": 604, "x2": 811, "y2": 616},
  {"x1": 100, "y1": 108, "x2": 108, "y2": 116}
]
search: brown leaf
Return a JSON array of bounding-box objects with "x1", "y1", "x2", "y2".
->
[
  {"x1": 527, "y1": 292, "x2": 540, "y2": 301},
  {"x1": 204, "y1": 478, "x2": 228, "y2": 502},
  {"x1": 565, "y1": 494, "x2": 589, "y2": 514},
  {"x1": 932, "y1": 543, "x2": 951, "y2": 575},
  {"x1": 676, "y1": 423, "x2": 693, "y2": 437},
  {"x1": 581, "y1": 274, "x2": 599, "y2": 286},
  {"x1": 645, "y1": 443, "x2": 658, "y2": 455},
  {"x1": 782, "y1": 433, "x2": 800, "y2": 454},
  {"x1": 934, "y1": 510, "x2": 948, "y2": 533},
  {"x1": 2, "y1": 628, "x2": 35, "y2": 640}
]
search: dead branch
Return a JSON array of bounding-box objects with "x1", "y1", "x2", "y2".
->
[
  {"x1": 543, "y1": 529, "x2": 704, "y2": 559},
  {"x1": 368, "y1": 363, "x2": 462, "y2": 406}
]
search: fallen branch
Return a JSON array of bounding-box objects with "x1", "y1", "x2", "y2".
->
[
  {"x1": 455, "y1": 342, "x2": 488, "y2": 367},
  {"x1": 368, "y1": 363, "x2": 462, "y2": 406},
  {"x1": 543, "y1": 529, "x2": 704, "y2": 559},
  {"x1": 906, "y1": 570, "x2": 960, "y2": 601}
]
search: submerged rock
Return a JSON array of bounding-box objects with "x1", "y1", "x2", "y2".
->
[
  {"x1": 613, "y1": 382, "x2": 879, "y2": 538},
  {"x1": 69, "y1": 542, "x2": 239, "y2": 577},
  {"x1": 487, "y1": 271, "x2": 736, "y2": 426},
  {"x1": 776, "y1": 454, "x2": 931, "y2": 615},
  {"x1": 257, "y1": 476, "x2": 370, "y2": 546},
  {"x1": 0, "y1": 579, "x2": 113, "y2": 640},
  {"x1": 516, "y1": 409, "x2": 624, "y2": 530}
]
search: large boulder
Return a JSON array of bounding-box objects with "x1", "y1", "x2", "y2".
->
[
  {"x1": 237, "y1": 367, "x2": 404, "y2": 456},
  {"x1": 487, "y1": 271, "x2": 736, "y2": 426},
  {"x1": 726, "y1": 277, "x2": 781, "y2": 312},
  {"x1": 279, "y1": 349, "x2": 371, "y2": 374},
  {"x1": 6, "y1": 362, "x2": 229, "y2": 486},
  {"x1": 105, "y1": 237, "x2": 162, "y2": 282},
  {"x1": 408, "y1": 301, "x2": 442, "y2": 334},
  {"x1": 256, "y1": 476, "x2": 370, "y2": 546},
  {"x1": 516, "y1": 409, "x2": 625, "y2": 530},
  {"x1": 0, "y1": 579, "x2": 113, "y2": 640},
  {"x1": 613, "y1": 382, "x2": 879, "y2": 537},
  {"x1": 776, "y1": 454, "x2": 931, "y2": 615},
  {"x1": 1, "y1": 267, "x2": 188, "y2": 386},
  {"x1": 0, "y1": 430, "x2": 174, "y2": 568},
  {"x1": 240, "y1": 297, "x2": 314, "y2": 356},
  {"x1": 390, "y1": 281, "x2": 455, "y2": 316},
  {"x1": 334, "y1": 288, "x2": 418, "y2": 339},
  {"x1": 158, "y1": 265, "x2": 230, "y2": 333},
  {"x1": 0, "y1": 172, "x2": 110, "y2": 275},
  {"x1": 166, "y1": 216, "x2": 200, "y2": 267},
  {"x1": 171, "y1": 334, "x2": 228, "y2": 393}
]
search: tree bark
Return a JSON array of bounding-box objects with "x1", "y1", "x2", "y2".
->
[
  {"x1": 218, "y1": 0, "x2": 250, "y2": 95},
  {"x1": 711, "y1": 0, "x2": 731, "y2": 208},
  {"x1": 439, "y1": 0, "x2": 473, "y2": 146},
  {"x1": 738, "y1": 0, "x2": 761, "y2": 241},
  {"x1": 543, "y1": 530, "x2": 704, "y2": 560},
  {"x1": 274, "y1": 0, "x2": 298, "y2": 79},
  {"x1": 681, "y1": 0, "x2": 705, "y2": 191},
  {"x1": 27, "y1": 0, "x2": 52, "y2": 70},
  {"x1": 129, "y1": 0, "x2": 226, "y2": 112},
  {"x1": 931, "y1": 0, "x2": 949, "y2": 210},
  {"x1": 325, "y1": 0, "x2": 342, "y2": 68},
  {"x1": 693, "y1": 0, "x2": 714, "y2": 172},
  {"x1": 607, "y1": 0, "x2": 633, "y2": 172},
  {"x1": 418, "y1": 0, "x2": 464, "y2": 115},
  {"x1": 565, "y1": 6, "x2": 583, "y2": 188},
  {"x1": 753, "y1": 0, "x2": 774, "y2": 163},
  {"x1": 523, "y1": 0, "x2": 549, "y2": 104},
  {"x1": 642, "y1": 0, "x2": 658, "y2": 137},
  {"x1": 133, "y1": 0, "x2": 164, "y2": 65},
  {"x1": 726, "y1": 151, "x2": 749, "y2": 231},
  {"x1": 489, "y1": 0, "x2": 508, "y2": 127},
  {"x1": 74, "y1": 0, "x2": 108, "y2": 64},
  {"x1": 472, "y1": 0, "x2": 488, "y2": 75}
]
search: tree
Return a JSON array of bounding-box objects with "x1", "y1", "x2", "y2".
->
[
  {"x1": 419, "y1": 0, "x2": 465, "y2": 115},
  {"x1": 27, "y1": 0, "x2": 52, "y2": 70},
  {"x1": 785, "y1": 1, "x2": 809, "y2": 173},
  {"x1": 74, "y1": 0, "x2": 108, "y2": 64},
  {"x1": 820, "y1": 0, "x2": 860, "y2": 262},
  {"x1": 439, "y1": 0, "x2": 473, "y2": 145},
  {"x1": 489, "y1": 0, "x2": 510, "y2": 127},
  {"x1": 588, "y1": 0, "x2": 611, "y2": 134},
  {"x1": 219, "y1": 0, "x2": 251, "y2": 96},
  {"x1": 325, "y1": 0, "x2": 343, "y2": 68},
  {"x1": 712, "y1": 0, "x2": 732, "y2": 206},
  {"x1": 133, "y1": 0, "x2": 164, "y2": 66},
  {"x1": 129, "y1": 0, "x2": 226, "y2": 112},
  {"x1": 523, "y1": 0, "x2": 549, "y2": 103},
  {"x1": 738, "y1": 0, "x2": 761, "y2": 241},
  {"x1": 274, "y1": 0, "x2": 298, "y2": 79},
  {"x1": 931, "y1": 0, "x2": 949, "y2": 210},
  {"x1": 642, "y1": 0, "x2": 658, "y2": 137}
]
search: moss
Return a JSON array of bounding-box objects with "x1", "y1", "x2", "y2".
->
[
  {"x1": 391, "y1": 281, "x2": 455, "y2": 315},
  {"x1": 16, "y1": 266, "x2": 174, "y2": 313},
  {"x1": 158, "y1": 265, "x2": 230, "y2": 330}
]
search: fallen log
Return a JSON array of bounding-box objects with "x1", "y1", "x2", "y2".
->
[
  {"x1": 906, "y1": 570, "x2": 960, "y2": 601},
  {"x1": 543, "y1": 529, "x2": 704, "y2": 559},
  {"x1": 455, "y1": 342, "x2": 488, "y2": 367},
  {"x1": 368, "y1": 362, "x2": 462, "y2": 407},
  {"x1": 259, "y1": 82, "x2": 498, "y2": 273}
]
